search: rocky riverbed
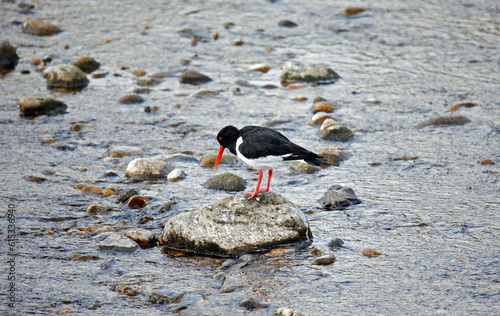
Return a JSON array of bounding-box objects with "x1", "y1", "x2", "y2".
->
[{"x1": 1, "y1": 0, "x2": 499, "y2": 315}]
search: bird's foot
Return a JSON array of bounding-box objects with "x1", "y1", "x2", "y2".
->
[
  {"x1": 259, "y1": 188, "x2": 269, "y2": 192},
  {"x1": 244, "y1": 190, "x2": 259, "y2": 200}
]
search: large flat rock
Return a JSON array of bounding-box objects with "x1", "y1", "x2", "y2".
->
[{"x1": 162, "y1": 192, "x2": 312, "y2": 257}]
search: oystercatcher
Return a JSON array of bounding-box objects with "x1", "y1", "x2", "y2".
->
[{"x1": 214, "y1": 125, "x2": 322, "y2": 199}]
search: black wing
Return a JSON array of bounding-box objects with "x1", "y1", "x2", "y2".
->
[{"x1": 239, "y1": 126, "x2": 322, "y2": 165}]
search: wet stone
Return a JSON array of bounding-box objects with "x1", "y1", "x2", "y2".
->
[
  {"x1": 248, "y1": 63, "x2": 270, "y2": 73},
  {"x1": 98, "y1": 233, "x2": 139, "y2": 252},
  {"x1": 448, "y1": 102, "x2": 477, "y2": 112},
  {"x1": 126, "y1": 195, "x2": 150, "y2": 209},
  {"x1": 289, "y1": 161, "x2": 320, "y2": 174},
  {"x1": 274, "y1": 307, "x2": 304, "y2": 316},
  {"x1": 147, "y1": 290, "x2": 183, "y2": 304},
  {"x1": 131, "y1": 69, "x2": 146, "y2": 77},
  {"x1": 341, "y1": 7, "x2": 368, "y2": 16},
  {"x1": 72, "y1": 56, "x2": 100, "y2": 73},
  {"x1": 167, "y1": 169, "x2": 186, "y2": 182},
  {"x1": 117, "y1": 189, "x2": 139, "y2": 203},
  {"x1": 202, "y1": 173, "x2": 247, "y2": 191},
  {"x1": 317, "y1": 147, "x2": 347, "y2": 166},
  {"x1": 328, "y1": 238, "x2": 344, "y2": 248},
  {"x1": 162, "y1": 192, "x2": 312, "y2": 257},
  {"x1": 118, "y1": 94, "x2": 144, "y2": 104},
  {"x1": 318, "y1": 185, "x2": 361, "y2": 210},
  {"x1": 281, "y1": 61, "x2": 340, "y2": 86},
  {"x1": 179, "y1": 70, "x2": 212, "y2": 84},
  {"x1": 362, "y1": 248, "x2": 382, "y2": 257},
  {"x1": 310, "y1": 101, "x2": 339, "y2": 113},
  {"x1": 22, "y1": 18, "x2": 61, "y2": 36},
  {"x1": 126, "y1": 228, "x2": 155, "y2": 245},
  {"x1": 310, "y1": 112, "x2": 333, "y2": 125},
  {"x1": 240, "y1": 298, "x2": 270, "y2": 310},
  {"x1": 24, "y1": 175, "x2": 47, "y2": 182},
  {"x1": 318, "y1": 118, "x2": 354, "y2": 142},
  {"x1": 416, "y1": 114, "x2": 471, "y2": 128},
  {"x1": 125, "y1": 158, "x2": 173, "y2": 180},
  {"x1": 0, "y1": 40, "x2": 19, "y2": 73},
  {"x1": 163, "y1": 153, "x2": 199, "y2": 164},
  {"x1": 85, "y1": 204, "x2": 106, "y2": 216},
  {"x1": 310, "y1": 254, "x2": 336, "y2": 265},
  {"x1": 42, "y1": 64, "x2": 89, "y2": 90},
  {"x1": 107, "y1": 145, "x2": 143, "y2": 157},
  {"x1": 200, "y1": 153, "x2": 238, "y2": 167},
  {"x1": 19, "y1": 96, "x2": 67, "y2": 117},
  {"x1": 278, "y1": 20, "x2": 298, "y2": 27},
  {"x1": 137, "y1": 77, "x2": 161, "y2": 86}
]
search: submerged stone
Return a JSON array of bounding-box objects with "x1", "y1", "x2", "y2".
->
[
  {"x1": 416, "y1": 114, "x2": 471, "y2": 128},
  {"x1": 162, "y1": 192, "x2": 312, "y2": 257},
  {"x1": 179, "y1": 70, "x2": 212, "y2": 84},
  {"x1": 281, "y1": 61, "x2": 340, "y2": 86},
  {"x1": 98, "y1": 233, "x2": 139, "y2": 252},
  {"x1": 318, "y1": 185, "x2": 361, "y2": 210}
]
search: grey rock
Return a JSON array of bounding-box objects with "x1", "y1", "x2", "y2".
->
[
  {"x1": 117, "y1": 189, "x2": 139, "y2": 203},
  {"x1": 318, "y1": 118, "x2": 354, "y2": 142},
  {"x1": 202, "y1": 173, "x2": 247, "y2": 191},
  {"x1": 162, "y1": 192, "x2": 312, "y2": 257},
  {"x1": 416, "y1": 114, "x2": 471, "y2": 128},
  {"x1": 125, "y1": 158, "x2": 173, "y2": 180},
  {"x1": 281, "y1": 61, "x2": 340, "y2": 85},
  {"x1": 179, "y1": 70, "x2": 212, "y2": 84},
  {"x1": 318, "y1": 185, "x2": 361, "y2": 210},
  {"x1": 0, "y1": 40, "x2": 19, "y2": 73},
  {"x1": 42, "y1": 64, "x2": 89, "y2": 90},
  {"x1": 19, "y1": 96, "x2": 67, "y2": 117},
  {"x1": 328, "y1": 238, "x2": 344, "y2": 248},
  {"x1": 98, "y1": 233, "x2": 139, "y2": 252}
]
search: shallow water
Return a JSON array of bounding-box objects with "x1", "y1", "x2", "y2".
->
[{"x1": 1, "y1": 0, "x2": 499, "y2": 315}]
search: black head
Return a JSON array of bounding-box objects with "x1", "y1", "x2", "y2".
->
[{"x1": 216, "y1": 125, "x2": 240, "y2": 150}]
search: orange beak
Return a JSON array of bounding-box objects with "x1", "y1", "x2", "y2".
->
[{"x1": 213, "y1": 145, "x2": 224, "y2": 169}]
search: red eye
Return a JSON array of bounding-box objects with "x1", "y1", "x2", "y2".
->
[{"x1": 218, "y1": 137, "x2": 222, "y2": 141}]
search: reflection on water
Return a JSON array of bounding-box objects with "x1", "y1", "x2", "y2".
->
[{"x1": 1, "y1": 0, "x2": 499, "y2": 314}]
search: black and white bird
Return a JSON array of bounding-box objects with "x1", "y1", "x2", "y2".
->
[{"x1": 214, "y1": 125, "x2": 322, "y2": 199}]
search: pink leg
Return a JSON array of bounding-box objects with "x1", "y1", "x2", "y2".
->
[
  {"x1": 259, "y1": 169, "x2": 273, "y2": 192},
  {"x1": 244, "y1": 169, "x2": 263, "y2": 200}
]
